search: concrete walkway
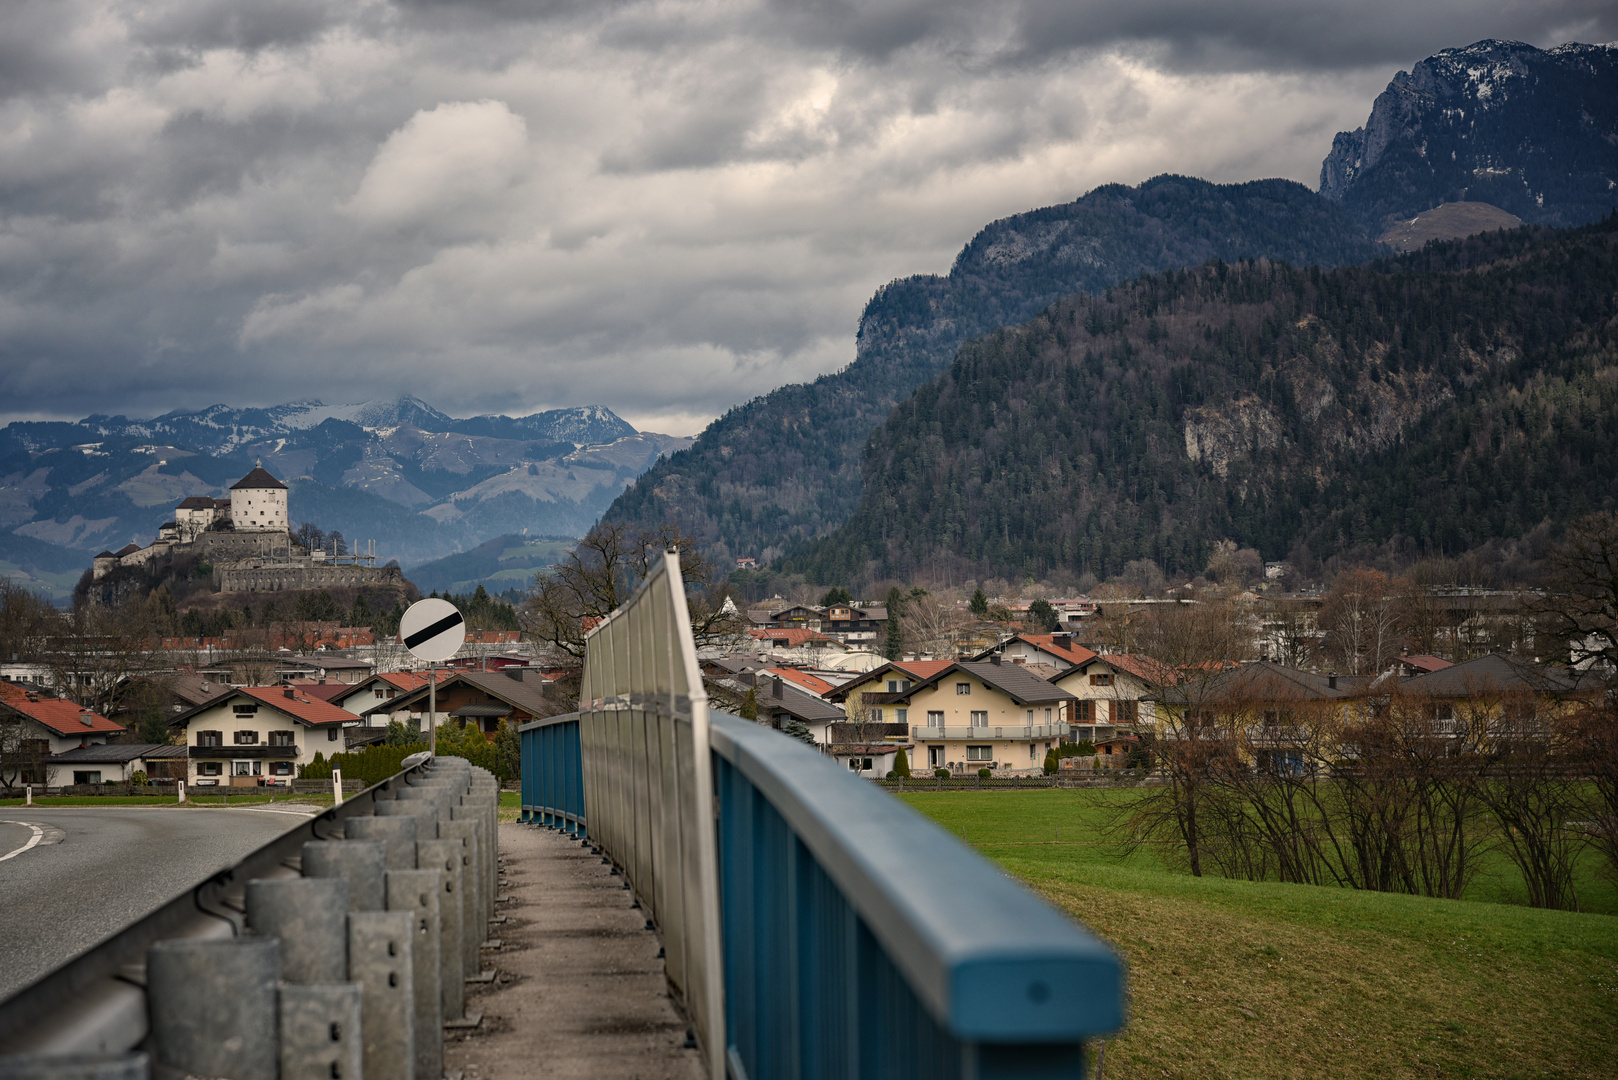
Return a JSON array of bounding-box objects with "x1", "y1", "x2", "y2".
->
[{"x1": 446, "y1": 823, "x2": 706, "y2": 1080}]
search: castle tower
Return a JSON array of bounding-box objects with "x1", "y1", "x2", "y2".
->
[{"x1": 229, "y1": 460, "x2": 289, "y2": 533}]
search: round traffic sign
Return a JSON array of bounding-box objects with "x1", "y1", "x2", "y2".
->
[{"x1": 399, "y1": 598, "x2": 466, "y2": 662}]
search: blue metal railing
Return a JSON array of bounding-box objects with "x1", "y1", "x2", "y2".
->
[
  {"x1": 517, "y1": 713, "x2": 585, "y2": 835},
  {"x1": 520, "y1": 708, "x2": 1125, "y2": 1078}
]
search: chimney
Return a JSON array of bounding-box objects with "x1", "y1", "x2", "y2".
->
[
  {"x1": 991, "y1": 653, "x2": 1001, "y2": 665},
  {"x1": 1054, "y1": 633, "x2": 1072, "y2": 650},
  {"x1": 80, "y1": 711, "x2": 94, "y2": 726},
  {"x1": 284, "y1": 687, "x2": 296, "y2": 700},
  {"x1": 772, "y1": 677, "x2": 783, "y2": 699},
  {"x1": 506, "y1": 667, "x2": 525, "y2": 682},
  {"x1": 1327, "y1": 673, "x2": 1338, "y2": 690}
]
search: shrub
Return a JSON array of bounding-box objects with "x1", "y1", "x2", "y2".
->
[
  {"x1": 892, "y1": 748, "x2": 912, "y2": 778},
  {"x1": 129, "y1": 770, "x2": 148, "y2": 787},
  {"x1": 935, "y1": 768, "x2": 950, "y2": 779},
  {"x1": 977, "y1": 768, "x2": 992, "y2": 779},
  {"x1": 300, "y1": 751, "x2": 331, "y2": 780}
]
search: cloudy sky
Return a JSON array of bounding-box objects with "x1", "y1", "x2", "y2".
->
[{"x1": 2, "y1": 1, "x2": 1612, "y2": 435}]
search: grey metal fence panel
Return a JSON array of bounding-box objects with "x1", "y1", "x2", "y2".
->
[{"x1": 574, "y1": 550, "x2": 726, "y2": 1079}]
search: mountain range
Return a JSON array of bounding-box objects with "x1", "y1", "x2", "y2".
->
[
  {"x1": 0, "y1": 399, "x2": 689, "y2": 598},
  {"x1": 791, "y1": 217, "x2": 1618, "y2": 584},
  {"x1": 607, "y1": 38, "x2": 1618, "y2": 581}
]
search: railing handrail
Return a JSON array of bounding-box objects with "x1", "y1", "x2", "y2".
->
[
  {"x1": 911, "y1": 723, "x2": 1068, "y2": 740},
  {"x1": 709, "y1": 709, "x2": 1124, "y2": 1041},
  {"x1": 517, "y1": 711, "x2": 582, "y2": 734}
]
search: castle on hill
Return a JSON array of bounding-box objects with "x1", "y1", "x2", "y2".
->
[{"x1": 92, "y1": 462, "x2": 403, "y2": 594}]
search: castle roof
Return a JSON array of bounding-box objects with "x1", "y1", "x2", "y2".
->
[
  {"x1": 230, "y1": 463, "x2": 287, "y2": 491},
  {"x1": 115, "y1": 543, "x2": 140, "y2": 557},
  {"x1": 95, "y1": 550, "x2": 117, "y2": 559}
]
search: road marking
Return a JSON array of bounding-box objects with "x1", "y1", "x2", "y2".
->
[
  {"x1": 243, "y1": 806, "x2": 321, "y2": 816},
  {"x1": 0, "y1": 821, "x2": 45, "y2": 862}
]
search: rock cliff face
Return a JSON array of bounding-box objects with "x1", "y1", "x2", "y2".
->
[{"x1": 1321, "y1": 40, "x2": 1618, "y2": 230}]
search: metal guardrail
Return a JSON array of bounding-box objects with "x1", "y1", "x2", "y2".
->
[
  {"x1": 517, "y1": 712, "x2": 585, "y2": 833},
  {"x1": 521, "y1": 550, "x2": 1126, "y2": 1079},
  {"x1": 0, "y1": 754, "x2": 501, "y2": 1080}
]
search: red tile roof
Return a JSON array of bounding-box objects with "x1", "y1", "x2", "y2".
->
[
  {"x1": 237, "y1": 686, "x2": 360, "y2": 726},
  {"x1": 749, "y1": 628, "x2": 842, "y2": 648},
  {"x1": 1012, "y1": 634, "x2": 1099, "y2": 667},
  {"x1": 1099, "y1": 653, "x2": 1179, "y2": 686},
  {"x1": 891, "y1": 660, "x2": 954, "y2": 679},
  {"x1": 0, "y1": 682, "x2": 126, "y2": 737},
  {"x1": 766, "y1": 668, "x2": 837, "y2": 697},
  {"x1": 1403, "y1": 654, "x2": 1453, "y2": 673}
]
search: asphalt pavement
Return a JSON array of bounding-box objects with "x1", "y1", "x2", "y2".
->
[{"x1": 0, "y1": 806, "x2": 312, "y2": 1000}]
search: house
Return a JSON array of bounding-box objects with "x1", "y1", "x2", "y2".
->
[
  {"x1": 834, "y1": 659, "x2": 1074, "y2": 775},
  {"x1": 328, "y1": 671, "x2": 452, "y2": 735},
  {"x1": 971, "y1": 633, "x2": 1099, "y2": 671},
  {"x1": 752, "y1": 674, "x2": 849, "y2": 746},
  {"x1": 0, "y1": 682, "x2": 127, "y2": 756},
  {"x1": 1051, "y1": 653, "x2": 1177, "y2": 743},
  {"x1": 1400, "y1": 653, "x2": 1592, "y2": 728},
  {"x1": 169, "y1": 686, "x2": 361, "y2": 786},
  {"x1": 1396, "y1": 653, "x2": 1454, "y2": 677},
  {"x1": 48, "y1": 743, "x2": 190, "y2": 784},
  {"x1": 821, "y1": 604, "x2": 887, "y2": 645},
  {"x1": 374, "y1": 669, "x2": 561, "y2": 741}
]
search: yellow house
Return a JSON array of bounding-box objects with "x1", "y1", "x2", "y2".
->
[
  {"x1": 833, "y1": 659, "x2": 1074, "y2": 775},
  {"x1": 1051, "y1": 653, "x2": 1177, "y2": 743},
  {"x1": 169, "y1": 686, "x2": 359, "y2": 786}
]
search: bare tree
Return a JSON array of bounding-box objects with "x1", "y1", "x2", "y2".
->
[
  {"x1": 0, "y1": 578, "x2": 61, "y2": 666},
  {"x1": 1535, "y1": 512, "x2": 1618, "y2": 674},
  {"x1": 1319, "y1": 568, "x2": 1406, "y2": 676},
  {"x1": 0, "y1": 711, "x2": 55, "y2": 792},
  {"x1": 899, "y1": 591, "x2": 971, "y2": 660},
  {"x1": 523, "y1": 521, "x2": 746, "y2": 659}
]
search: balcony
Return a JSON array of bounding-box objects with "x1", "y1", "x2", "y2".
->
[
  {"x1": 189, "y1": 745, "x2": 296, "y2": 759},
  {"x1": 910, "y1": 724, "x2": 1066, "y2": 741},
  {"x1": 826, "y1": 722, "x2": 910, "y2": 743}
]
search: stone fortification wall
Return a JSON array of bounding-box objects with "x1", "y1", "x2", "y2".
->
[
  {"x1": 217, "y1": 562, "x2": 404, "y2": 594},
  {"x1": 195, "y1": 531, "x2": 292, "y2": 562}
]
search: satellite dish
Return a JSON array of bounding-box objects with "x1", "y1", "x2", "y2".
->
[{"x1": 399, "y1": 598, "x2": 466, "y2": 663}]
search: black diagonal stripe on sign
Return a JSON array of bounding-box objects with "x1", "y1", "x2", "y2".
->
[{"x1": 404, "y1": 610, "x2": 465, "y2": 650}]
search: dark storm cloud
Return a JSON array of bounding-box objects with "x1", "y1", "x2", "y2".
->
[{"x1": 0, "y1": 0, "x2": 1610, "y2": 434}]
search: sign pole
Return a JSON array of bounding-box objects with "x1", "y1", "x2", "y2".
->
[
  {"x1": 429, "y1": 669, "x2": 437, "y2": 757},
  {"x1": 397, "y1": 596, "x2": 465, "y2": 764}
]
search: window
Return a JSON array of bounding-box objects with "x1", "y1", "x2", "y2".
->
[
  {"x1": 970, "y1": 711, "x2": 988, "y2": 728},
  {"x1": 966, "y1": 745, "x2": 992, "y2": 761},
  {"x1": 233, "y1": 730, "x2": 259, "y2": 745},
  {"x1": 199, "y1": 762, "x2": 223, "y2": 776},
  {"x1": 1075, "y1": 701, "x2": 1091, "y2": 723},
  {"x1": 1045, "y1": 709, "x2": 1052, "y2": 723},
  {"x1": 927, "y1": 710, "x2": 944, "y2": 727},
  {"x1": 269, "y1": 731, "x2": 295, "y2": 747},
  {"x1": 197, "y1": 730, "x2": 223, "y2": 747},
  {"x1": 73, "y1": 771, "x2": 103, "y2": 785},
  {"x1": 270, "y1": 761, "x2": 294, "y2": 776},
  {"x1": 328, "y1": 727, "x2": 339, "y2": 741},
  {"x1": 1089, "y1": 673, "x2": 1111, "y2": 687},
  {"x1": 1027, "y1": 710, "x2": 1035, "y2": 724},
  {"x1": 870, "y1": 707, "x2": 883, "y2": 723},
  {"x1": 233, "y1": 703, "x2": 258, "y2": 716},
  {"x1": 1118, "y1": 701, "x2": 1139, "y2": 725},
  {"x1": 1030, "y1": 745, "x2": 1038, "y2": 760},
  {"x1": 233, "y1": 760, "x2": 262, "y2": 777},
  {"x1": 887, "y1": 680, "x2": 899, "y2": 693},
  {"x1": 895, "y1": 708, "x2": 908, "y2": 725},
  {"x1": 929, "y1": 746, "x2": 943, "y2": 767},
  {"x1": 956, "y1": 683, "x2": 971, "y2": 696}
]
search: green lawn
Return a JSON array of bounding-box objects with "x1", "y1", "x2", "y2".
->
[{"x1": 900, "y1": 790, "x2": 1618, "y2": 1080}]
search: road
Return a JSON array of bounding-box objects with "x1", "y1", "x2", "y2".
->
[{"x1": 0, "y1": 806, "x2": 313, "y2": 1000}]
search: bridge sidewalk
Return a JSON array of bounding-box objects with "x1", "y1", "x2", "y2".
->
[{"x1": 446, "y1": 823, "x2": 705, "y2": 1080}]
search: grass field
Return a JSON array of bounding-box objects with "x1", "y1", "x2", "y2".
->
[{"x1": 900, "y1": 790, "x2": 1618, "y2": 1079}]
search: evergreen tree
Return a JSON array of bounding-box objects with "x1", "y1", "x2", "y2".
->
[
  {"x1": 820, "y1": 586, "x2": 853, "y2": 606},
  {"x1": 739, "y1": 688, "x2": 759, "y2": 721},
  {"x1": 970, "y1": 589, "x2": 989, "y2": 616},
  {"x1": 892, "y1": 748, "x2": 912, "y2": 778}
]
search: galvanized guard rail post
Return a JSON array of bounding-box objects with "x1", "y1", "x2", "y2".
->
[{"x1": 520, "y1": 552, "x2": 1127, "y2": 1079}]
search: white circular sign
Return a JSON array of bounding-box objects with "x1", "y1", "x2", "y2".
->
[{"x1": 399, "y1": 598, "x2": 466, "y2": 662}]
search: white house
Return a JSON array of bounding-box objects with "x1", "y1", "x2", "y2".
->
[
  {"x1": 230, "y1": 462, "x2": 289, "y2": 532},
  {"x1": 169, "y1": 685, "x2": 359, "y2": 786}
]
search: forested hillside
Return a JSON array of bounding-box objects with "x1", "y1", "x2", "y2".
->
[
  {"x1": 604, "y1": 176, "x2": 1383, "y2": 562},
  {"x1": 790, "y1": 217, "x2": 1618, "y2": 585}
]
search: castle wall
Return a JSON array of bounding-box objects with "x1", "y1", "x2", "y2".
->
[
  {"x1": 195, "y1": 531, "x2": 291, "y2": 562},
  {"x1": 217, "y1": 563, "x2": 404, "y2": 594}
]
